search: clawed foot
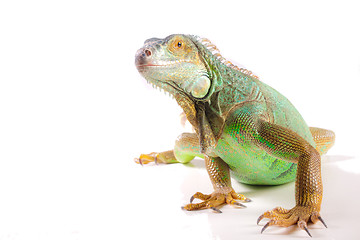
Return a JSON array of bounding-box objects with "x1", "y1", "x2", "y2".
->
[
  {"x1": 134, "y1": 152, "x2": 159, "y2": 165},
  {"x1": 182, "y1": 189, "x2": 251, "y2": 213},
  {"x1": 134, "y1": 151, "x2": 178, "y2": 165},
  {"x1": 257, "y1": 206, "x2": 327, "y2": 237}
]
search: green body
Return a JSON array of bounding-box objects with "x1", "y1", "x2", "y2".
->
[{"x1": 216, "y1": 79, "x2": 315, "y2": 185}]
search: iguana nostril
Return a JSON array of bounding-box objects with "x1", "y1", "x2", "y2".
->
[{"x1": 145, "y1": 49, "x2": 152, "y2": 57}]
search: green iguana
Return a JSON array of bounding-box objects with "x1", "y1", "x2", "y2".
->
[{"x1": 134, "y1": 34, "x2": 335, "y2": 237}]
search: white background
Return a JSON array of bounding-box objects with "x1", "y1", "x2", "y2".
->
[{"x1": 1, "y1": 0, "x2": 360, "y2": 239}]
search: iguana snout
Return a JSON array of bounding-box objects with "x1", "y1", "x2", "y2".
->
[
  {"x1": 134, "y1": 47, "x2": 151, "y2": 67},
  {"x1": 135, "y1": 38, "x2": 161, "y2": 68}
]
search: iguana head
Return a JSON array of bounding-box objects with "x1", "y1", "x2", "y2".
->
[{"x1": 135, "y1": 34, "x2": 212, "y2": 99}]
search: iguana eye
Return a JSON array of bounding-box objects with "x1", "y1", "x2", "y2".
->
[
  {"x1": 168, "y1": 38, "x2": 185, "y2": 53},
  {"x1": 175, "y1": 40, "x2": 184, "y2": 49}
]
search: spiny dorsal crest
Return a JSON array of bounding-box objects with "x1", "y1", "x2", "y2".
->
[{"x1": 193, "y1": 36, "x2": 259, "y2": 79}]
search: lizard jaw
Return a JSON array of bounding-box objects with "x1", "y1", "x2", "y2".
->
[{"x1": 136, "y1": 59, "x2": 192, "y2": 69}]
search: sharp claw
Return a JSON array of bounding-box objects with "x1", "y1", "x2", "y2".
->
[
  {"x1": 261, "y1": 221, "x2": 270, "y2": 234},
  {"x1": 232, "y1": 202, "x2": 247, "y2": 208},
  {"x1": 154, "y1": 155, "x2": 158, "y2": 165},
  {"x1": 210, "y1": 207, "x2": 222, "y2": 213},
  {"x1": 190, "y1": 195, "x2": 195, "y2": 203},
  {"x1": 257, "y1": 214, "x2": 264, "y2": 225},
  {"x1": 134, "y1": 158, "x2": 143, "y2": 166},
  {"x1": 244, "y1": 198, "x2": 252, "y2": 202},
  {"x1": 303, "y1": 226, "x2": 312, "y2": 237},
  {"x1": 318, "y1": 216, "x2": 328, "y2": 228}
]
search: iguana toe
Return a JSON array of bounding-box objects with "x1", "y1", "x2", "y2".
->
[{"x1": 134, "y1": 152, "x2": 158, "y2": 165}]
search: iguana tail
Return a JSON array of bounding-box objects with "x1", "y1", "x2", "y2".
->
[{"x1": 309, "y1": 127, "x2": 335, "y2": 155}]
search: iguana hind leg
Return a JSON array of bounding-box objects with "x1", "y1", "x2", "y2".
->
[
  {"x1": 134, "y1": 132, "x2": 202, "y2": 164},
  {"x1": 135, "y1": 132, "x2": 251, "y2": 211},
  {"x1": 310, "y1": 127, "x2": 335, "y2": 155}
]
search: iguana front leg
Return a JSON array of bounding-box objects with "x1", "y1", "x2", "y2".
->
[
  {"x1": 253, "y1": 120, "x2": 327, "y2": 237},
  {"x1": 182, "y1": 155, "x2": 250, "y2": 212}
]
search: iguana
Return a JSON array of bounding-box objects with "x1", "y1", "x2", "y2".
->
[{"x1": 134, "y1": 34, "x2": 335, "y2": 237}]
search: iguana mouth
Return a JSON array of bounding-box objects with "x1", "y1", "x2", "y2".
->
[
  {"x1": 135, "y1": 64, "x2": 164, "y2": 67},
  {"x1": 136, "y1": 60, "x2": 191, "y2": 68},
  {"x1": 135, "y1": 64, "x2": 173, "y2": 73}
]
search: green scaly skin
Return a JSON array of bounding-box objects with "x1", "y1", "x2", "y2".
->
[{"x1": 135, "y1": 34, "x2": 335, "y2": 237}]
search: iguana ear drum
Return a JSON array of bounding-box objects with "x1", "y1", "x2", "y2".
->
[{"x1": 189, "y1": 76, "x2": 211, "y2": 98}]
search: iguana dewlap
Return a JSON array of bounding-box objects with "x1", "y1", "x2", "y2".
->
[{"x1": 134, "y1": 34, "x2": 335, "y2": 237}]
